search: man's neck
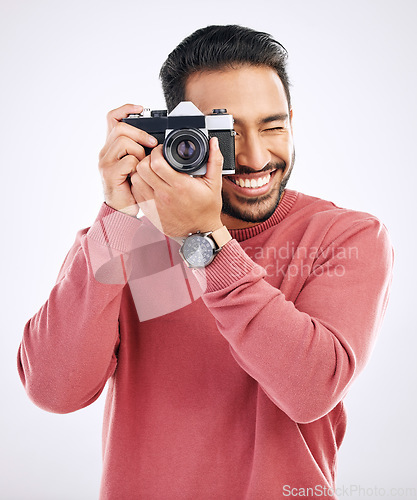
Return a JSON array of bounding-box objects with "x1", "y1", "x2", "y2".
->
[{"x1": 220, "y1": 213, "x2": 260, "y2": 230}]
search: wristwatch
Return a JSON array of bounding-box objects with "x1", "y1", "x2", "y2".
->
[{"x1": 179, "y1": 226, "x2": 232, "y2": 268}]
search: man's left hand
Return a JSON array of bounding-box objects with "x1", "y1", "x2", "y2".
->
[{"x1": 130, "y1": 137, "x2": 224, "y2": 238}]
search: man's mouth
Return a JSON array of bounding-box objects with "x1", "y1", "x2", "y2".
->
[
  {"x1": 228, "y1": 172, "x2": 272, "y2": 188},
  {"x1": 224, "y1": 169, "x2": 279, "y2": 195}
]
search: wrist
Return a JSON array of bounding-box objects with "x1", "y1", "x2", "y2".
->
[
  {"x1": 200, "y1": 217, "x2": 224, "y2": 234},
  {"x1": 179, "y1": 226, "x2": 232, "y2": 268}
]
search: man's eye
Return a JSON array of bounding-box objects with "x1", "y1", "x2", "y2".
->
[{"x1": 265, "y1": 127, "x2": 284, "y2": 132}]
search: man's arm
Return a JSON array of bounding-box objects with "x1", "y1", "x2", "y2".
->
[
  {"x1": 18, "y1": 104, "x2": 156, "y2": 413},
  {"x1": 194, "y1": 215, "x2": 393, "y2": 424},
  {"x1": 17, "y1": 205, "x2": 140, "y2": 413}
]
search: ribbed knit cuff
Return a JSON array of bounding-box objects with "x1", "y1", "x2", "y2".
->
[
  {"x1": 87, "y1": 203, "x2": 142, "y2": 253},
  {"x1": 193, "y1": 239, "x2": 261, "y2": 293}
]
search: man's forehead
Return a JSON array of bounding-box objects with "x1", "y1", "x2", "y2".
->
[{"x1": 184, "y1": 66, "x2": 290, "y2": 118}]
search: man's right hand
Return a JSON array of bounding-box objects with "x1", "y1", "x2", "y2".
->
[{"x1": 98, "y1": 104, "x2": 159, "y2": 216}]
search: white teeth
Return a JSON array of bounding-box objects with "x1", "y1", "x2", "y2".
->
[{"x1": 231, "y1": 173, "x2": 271, "y2": 188}]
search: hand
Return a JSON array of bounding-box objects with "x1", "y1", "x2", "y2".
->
[
  {"x1": 98, "y1": 104, "x2": 159, "y2": 216},
  {"x1": 130, "y1": 137, "x2": 224, "y2": 238}
]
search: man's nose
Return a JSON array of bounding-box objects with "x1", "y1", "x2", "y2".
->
[{"x1": 235, "y1": 135, "x2": 270, "y2": 172}]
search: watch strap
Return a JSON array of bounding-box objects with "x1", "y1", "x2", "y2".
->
[{"x1": 209, "y1": 226, "x2": 232, "y2": 250}]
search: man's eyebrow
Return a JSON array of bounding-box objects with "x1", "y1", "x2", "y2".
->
[
  {"x1": 233, "y1": 113, "x2": 289, "y2": 126},
  {"x1": 259, "y1": 113, "x2": 289, "y2": 124}
]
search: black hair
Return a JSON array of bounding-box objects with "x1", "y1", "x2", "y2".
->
[{"x1": 159, "y1": 25, "x2": 291, "y2": 112}]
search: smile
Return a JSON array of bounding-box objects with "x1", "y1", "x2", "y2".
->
[
  {"x1": 229, "y1": 172, "x2": 272, "y2": 188},
  {"x1": 224, "y1": 169, "x2": 278, "y2": 195}
]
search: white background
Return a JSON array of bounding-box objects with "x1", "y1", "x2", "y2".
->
[{"x1": 1, "y1": 0, "x2": 416, "y2": 498}]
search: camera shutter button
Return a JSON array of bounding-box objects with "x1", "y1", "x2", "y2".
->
[{"x1": 211, "y1": 108, "x2": 227, "y2": 114}]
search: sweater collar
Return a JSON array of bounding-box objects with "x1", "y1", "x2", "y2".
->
[{"x1": 228, "y1": 189, "x2": 298, "y2": 242}]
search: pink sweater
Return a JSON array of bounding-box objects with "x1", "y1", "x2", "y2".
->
[{"x1": 18, "y1": 190, "x2": 393, "y2": 499}]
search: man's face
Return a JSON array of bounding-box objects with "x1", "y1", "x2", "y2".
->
[{"x1": 185, "y1": 65, "x2": 294, "y2": 229}]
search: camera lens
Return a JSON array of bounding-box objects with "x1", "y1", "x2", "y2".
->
[
  {"x1": 163, "y1": 128, "x2": 209, "y2": 173},
  {"x1": 176, "y1": 140, "x2": 196, "y2": 160}
]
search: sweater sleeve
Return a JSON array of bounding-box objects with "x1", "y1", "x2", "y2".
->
[
  {"x1": 194, "y1": 215, "x2": 394, "y2": 424},
  {"x1": 17, "y1": 203, "x2": 141, "y2": 414}
]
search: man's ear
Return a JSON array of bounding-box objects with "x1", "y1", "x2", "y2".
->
[{"x1": 289, "y1": 108, "x2": 293, "y2": 134}]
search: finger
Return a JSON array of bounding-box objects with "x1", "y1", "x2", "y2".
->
[
  {"x1": 106, "y1": 155, "x2": 139, "y2": 185},
  {"x1": 147, "y1": 145, "x2": 181, "y2": 187},
  {"x1": 100, "y1": 121, "x2": 158, "y2": 160},
  {"x1": 99, "y1": 155, "x2": 140, "y2": 204},
  {"x1": 106, "y1": 121, "x2": 158, "y2": 155},
  {"x1": 137, "y1": 149, "x2": 171, "y2": 191},
  {"x1": 103, "y1": 136, "x2": 147, "y2": 165},
  {"x1": 130, "y1": 171, "x2": 154, "y2": 202},
  {"x1": 205, "y1": 137, "x2": 224, "y2": 184},
  {"x1": 106, "y1": 104, "x2": 143, "y2": 136}
]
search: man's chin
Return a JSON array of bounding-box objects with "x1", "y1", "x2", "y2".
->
[
  {"x1": 221, "y1": 156, "x2": 294, "y2": 225},
  {"x1": 221, "y1": 189, "x2": 281, "y2": 224}
]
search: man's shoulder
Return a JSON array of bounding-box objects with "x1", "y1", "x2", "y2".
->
[
  {"x1": 291, "y1": 190, "x2": 383, "y2": 224},
  {"x1": 287, "y1": 190, "x2": 390, "y2": 247}
]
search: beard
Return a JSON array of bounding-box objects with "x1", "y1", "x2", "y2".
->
[{"x1": 221, "y1": 147, "x2": 295, "y2": 224}]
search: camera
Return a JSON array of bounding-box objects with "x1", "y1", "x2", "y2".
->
[{"x1": 122, "y1": 101, "x2": 235, "y2": 176}]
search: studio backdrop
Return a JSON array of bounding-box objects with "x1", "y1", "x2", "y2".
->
[{"x1": 1, "y1": 0, "x2": 416, "y2": 498}]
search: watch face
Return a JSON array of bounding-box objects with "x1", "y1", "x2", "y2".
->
[{"x1": 182, "y1": 234, "x2": 215, "y2": 268}]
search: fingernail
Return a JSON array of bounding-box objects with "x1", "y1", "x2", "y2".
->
[
  {"x1": 133, "y1": 105, "x2": 142, "y2": 111},
  {"x1": 149, "y1": 136, "x2": 158, "y2": 146},
  {"x1": 212, "y1": 137, "x2": 219, "y2": 150}
]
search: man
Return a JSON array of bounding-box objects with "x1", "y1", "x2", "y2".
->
[{"x1": 18, "y1": 25, "x2": 393, "y2": 499}]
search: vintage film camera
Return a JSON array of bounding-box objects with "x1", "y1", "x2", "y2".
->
[{"x1": 123, "y1": 101, "x2": 235, "y2": 176}]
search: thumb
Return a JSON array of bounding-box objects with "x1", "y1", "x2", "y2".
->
[{"x1": 205, "y1": 137, "x2": 224, "y2": 183}]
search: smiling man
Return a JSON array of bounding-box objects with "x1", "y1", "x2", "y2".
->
[{"x1": 18, "y1": 25, "x2": 393, "y2": 499}]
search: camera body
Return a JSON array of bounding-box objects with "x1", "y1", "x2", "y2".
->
[{"x1": 122, "y1": 101, "x2": 235, "y2": 176}]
